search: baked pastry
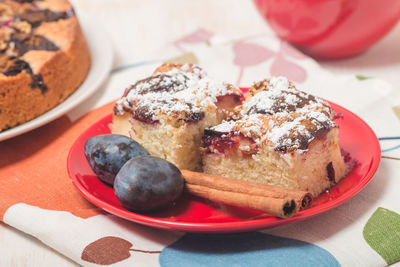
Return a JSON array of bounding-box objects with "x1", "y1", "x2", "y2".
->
[
  {"x1": 202, "y1": 77, "x2": 348, "y2": 197},
  {"x1": 0, "y1": 0, "x2": 91, "y2": 131},
  {"x1": 111, "y1": 63, "x2": 242, "y2": 171}
]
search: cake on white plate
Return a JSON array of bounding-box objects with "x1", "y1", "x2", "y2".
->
[
  {"x1": 201, "y1": 77, "x2": 349, "y2": 197},
  {"x1": 110, "y1": 63, "x2": 243, "y2": 171}
]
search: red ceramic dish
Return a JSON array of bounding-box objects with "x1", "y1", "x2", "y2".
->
[
  {"x1": 67, "y1": 101, "x2": 380, "y2": 233},
  {"x1": 254, "y1": 0, "x2": 400, "y2": 59}
]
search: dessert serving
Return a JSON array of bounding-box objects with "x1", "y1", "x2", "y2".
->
[
  {"x1": 202, "y1": 77, "x2": 349, "y2": 197},
  {"x1": 0, "y1": 0, "x2": 91, "y2": 131},
  {"x1": 74, "y1": 94, "x2": 380, "y2": 225},
  {"x1": 111, "y1": 63, "x2": 242, "y2": 171},
  {"x1": 111, "y1": 64, "x2": 350, "y2": 197},
  {"x1": 85, "y1": 64, "x2": 354, "y2": 218}
]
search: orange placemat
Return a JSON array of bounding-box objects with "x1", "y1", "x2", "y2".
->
[{"x1": 0, "y1": 102, "x2": 114, "y2": 220}]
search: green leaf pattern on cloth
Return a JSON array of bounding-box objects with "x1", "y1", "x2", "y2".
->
[
  {"x1": 363, "y1": 207, "x2": 400, "y2": 265},
  {"x1": 356, "y1": 75, "x2": 371, "y2": 81}
]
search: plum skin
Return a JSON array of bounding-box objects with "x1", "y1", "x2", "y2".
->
[
  {"x1": 114, "y1": 156, "x2": 184, "y2": 211},
  {"x1": 84, "y1": 134, "x2": 149, "y2": 185}
]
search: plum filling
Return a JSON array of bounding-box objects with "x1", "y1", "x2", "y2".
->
[
  {"x1": 124, "y1": 74, "x2": 187, "y2": 97},
  {"x1": 132, "y1": 106, "x2": 160, "y2": 125},
  {"x1": 246, "y1": 83, "x2": 318, "y2": 116},
  {"x1": 202, "y1": 129, "x2": 256, "y2": 156},
  {"x1": 17, "y1": 9, "x2": 75, "y2": 28},
  {"x1": 202, "y1": 129, "x2": 237, "y2": 154},
  {"x1": 10, "y1": 33, "x2": 59, "y2": 56},
  {"x1": 12, "y1": 0, "x2": 35, "y2": 3},
  {"x1": 182, "y1": 111, "x2": 205, "y2": 123},
  {"x1": 341, "y1": 148, "x2": 358, "y2": 171},
  {"x1": 216, "y1": 94, "x2": 242, "y2": 111},
  {"x1": 1, "y1": 58, "x2": 48, "y2": 93},
  {"x1": 0, "y1": 20, "x2": 12, "y2": 27},
  {"x1": 131, "y1": 106, "x2": 205, "y2": 125},
  {"x1": 275, "y1": 126, "x2": 332, "y2": 153},
  {"x1": 29, "y1": 72, "x2": 47, "y2": 93},
  {"x1": 1, "y1": 58, "x2": 30, "y2": 76},
  {"x1": 326, "y1": 161, "x2": 335, "y2": 183}
]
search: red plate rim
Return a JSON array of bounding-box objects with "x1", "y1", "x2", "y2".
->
[{"x1": 67, "y1": 101, "x2": 381, "y2": 233}]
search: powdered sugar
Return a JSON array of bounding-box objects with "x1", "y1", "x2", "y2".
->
[
  {"x1": 211, "y1": 120, "x2": 236, "y2": 133},
  {"x1": 114, "y1": 64, "x2": 240, "y2": 121},
  {"x1": 242, "y1": 76, "x2": 323, "y2": 116},
  {"x1": 270, "y1": 76, "x2": 289, "y2": 91},
  {"x1": 209, "y1": 77, "x2": 336, "y2": 153}
]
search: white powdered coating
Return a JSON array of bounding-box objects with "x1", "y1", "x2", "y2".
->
[
  {"x1": 237, "y1": 114, "x2": 264, "y2": 137},
  {"x1": 270, "y1": 76, "x2": 289, "y2": 91},
  {"x1": 211, "y1": 120, "x2": 236, "y2": 133},
  {"x1": 242, "y1": 76, "x2": 317, "y2": 116},
  {"x1": 114, "y1": 65, "x2": 239, "y2": 120},
  {"x1": 209, "y1": 77, "x2": 336, "y2": 152},
  {"x1": 285, "y1": 94, "x2": 298, "y2": 105},
  {"x1": 263, "y1": 106, "x2": 334, "y2": 151},
  {"x1": 243, "y1": 91, "x2": 274, "y2": 114}
]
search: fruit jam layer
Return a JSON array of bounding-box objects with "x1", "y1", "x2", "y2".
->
[
  {"x1": 202, "y1": 129, "x2": 257, "y2": 157},
  {"x1": 203, "y1": 123, "x2": 334, "y2": 155}
]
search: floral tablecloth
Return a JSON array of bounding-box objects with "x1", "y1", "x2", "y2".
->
[{"x1": 1, "y1": 20, "x2": 400, "y2": 267}]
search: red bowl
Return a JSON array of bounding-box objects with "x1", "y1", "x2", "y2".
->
[{"x1": 254, "y1": 0, "x2": 400, "y2": 59}]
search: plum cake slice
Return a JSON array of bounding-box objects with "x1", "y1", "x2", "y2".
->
[
  {"x1": 202, "y1": 77, "x2": 349, "y2": 197},
  {"x1": 111, "y1": 63, "x2": 242, "y2": 171}
]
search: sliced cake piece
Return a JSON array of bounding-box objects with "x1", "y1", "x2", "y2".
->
[
  {"x1": 110, "y1": 63, "x2": 242, "y2": 171},
  {"x1": 202, "y1": 77, "x2": 349, "y2": 197}
]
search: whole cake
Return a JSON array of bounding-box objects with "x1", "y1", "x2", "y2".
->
[
  {"x1": 0, "y1": 0, "x2": 91, "y2": 131},
  {"x1": 111, "y1": 63, "x2": 242, "y2": 171},
  {"x1": 202, "y1": 77, "x2": 349, "y2": 197}
]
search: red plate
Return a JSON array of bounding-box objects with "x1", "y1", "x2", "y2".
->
[{"x1": 67, "y1": 101, "x2": 381, "y2": 233}]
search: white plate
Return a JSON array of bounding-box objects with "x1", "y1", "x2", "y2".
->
[{"x1": 0, "y1": 15, "x2": 114, "y2": 142}]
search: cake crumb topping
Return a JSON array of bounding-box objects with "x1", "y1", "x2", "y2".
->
[
  {"x1": 209, "y1": 77, "x2": 336, "y2": 153},
  {"x1": 114, "y1": 64, "x2": 242, "y2": 122}
]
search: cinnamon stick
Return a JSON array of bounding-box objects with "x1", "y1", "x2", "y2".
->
[{"x1": 181, "y1": 170, "x2": 312, "y2": 218}]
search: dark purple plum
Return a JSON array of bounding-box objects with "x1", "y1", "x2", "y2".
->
[
  {"x1": 114, "y1": 156, "x2": 184, "y2": 211},
  {"x1": 84, "y1": 134, "x2": 149, "y2": 185}
]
